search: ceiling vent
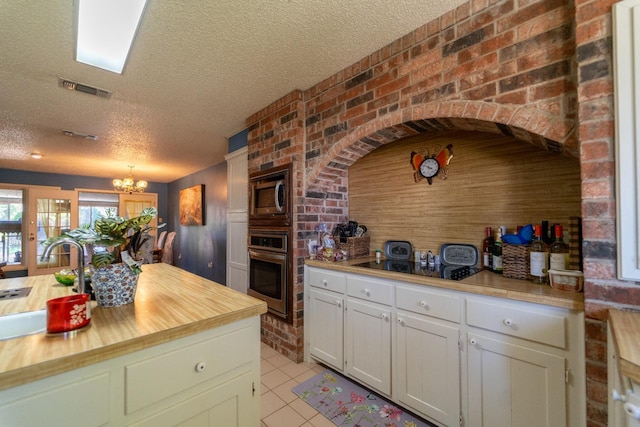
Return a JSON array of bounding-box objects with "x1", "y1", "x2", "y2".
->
[{"x1": 58, "y1": 77, "x2": 112, "y2": 99}]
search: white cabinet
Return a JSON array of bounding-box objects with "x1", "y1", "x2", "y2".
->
[
  {"x1": 395, "y1": 285, "x2": 461, "y2": 427},
  {"x1": 466, "y1": 332, "x2": 566, "y2": 427},
  {"x1": 308, "y1": 288, "x2": 344, "y2": 370},
  {"x1": 345, "y1": 298, "x2": 391, "y2": 395},
  {"x1": 129, "y1": 371, "x2": 255, "y2": 427},
  {"x1": 307, "y1": 268, "x2": 346, "y2": 371},
  {"x1": 225, "y1": 147, "x2": 248, "y2": 293},
  {"x1": 304, "y1": 265, "x2": 585, "y2": 427},
  {"x1": 345, "y1": 274, "x2": 393, "y2": 396},
  {"x1": 0, "y1": 317, "x2": 261, "y2": 427},
  {"x1": 465, "y1": 296, "x2": 584, "y2": 427}
]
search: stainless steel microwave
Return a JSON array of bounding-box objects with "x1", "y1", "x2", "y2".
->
[{"x1": 249, "y1": 164, "x2": 291, "y2": 225}]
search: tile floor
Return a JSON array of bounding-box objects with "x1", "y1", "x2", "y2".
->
[{"x1": 260, "y1": 343, "x2": 335, "y2": 427}]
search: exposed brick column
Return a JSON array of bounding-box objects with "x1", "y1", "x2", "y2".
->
[
  {"x1": 246, "y1": 90, "x2": 306, "y2": 361},
  {"x1": 575, "y1": 1, "x2": 632, "y2": 425}
]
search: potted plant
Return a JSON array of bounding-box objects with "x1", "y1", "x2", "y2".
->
[{"x1": 44, "y1": 207, "x2": 164, "y2": 307}]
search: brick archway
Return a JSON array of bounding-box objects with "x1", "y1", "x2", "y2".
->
[{"x1": 306, "y1": 100, "x2": 577, "y2": 192}]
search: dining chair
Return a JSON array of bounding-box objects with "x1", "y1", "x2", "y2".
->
[{"x1": 161, "y1": 232, "x2": 176, "y2": 265}]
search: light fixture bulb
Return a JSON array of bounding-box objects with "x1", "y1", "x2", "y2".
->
[
  {"x1": 113, "y1": 165, "x2": 147, "y2": 193},
  {"x1": 30, "y1": 153, "x2": 43, "y2": 159}
]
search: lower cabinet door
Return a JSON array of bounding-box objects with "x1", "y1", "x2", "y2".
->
[
  {"x1": 309, "y1": 288, "x2": 344, "y2": 370},
  {"x1": 128, "y1": 371, "x2": 256, "y2": 427},
  {"x1": 467, "y1": 332, "x2": 566, "y2": 427},
  {"x1": 345, "y1": 298, "x2": 391, "y2": 396},
  {"x1": 395, "y1": 312, "x2": 460, "y2": 427}
]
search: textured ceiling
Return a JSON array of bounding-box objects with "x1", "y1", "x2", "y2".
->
[{"x1": 0, "y1": 0, "x2": 465, "y2": 183}]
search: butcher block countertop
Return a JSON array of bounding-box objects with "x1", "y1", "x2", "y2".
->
[
  {"x1": 306, "y1": 257, "x2": 584, "y2": 311},
  {"x1": 609, "y1": 309, "x2": 640, "y2": 384},
  {"x1": 0, "y1": 263, "x2": 267, "y2": 391}
]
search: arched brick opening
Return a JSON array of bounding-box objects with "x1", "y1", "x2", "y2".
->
[{"x1": 306, "y1": 100, "x2": 577, "y2": 193}]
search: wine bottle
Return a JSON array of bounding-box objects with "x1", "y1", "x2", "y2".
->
[
  {"x1": 492, "y1": 228, "x2": 503, "y2": 274},
  {"x1": 530, "y1": 224, "x2": 549, "y2": 284},
  {"x1": 549, "y1": 224, "x2": 570, "y2": 270},
  {"x1": 482, "y1": 227, "x2": 494, "y2": 270},
  {"x1": 541, "y1": 220, "x2": 553, "y2": 245}
]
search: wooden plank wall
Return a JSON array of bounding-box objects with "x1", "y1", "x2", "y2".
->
[{"x1": 348, "y1": 130, "x2": 582, "y2": 256}]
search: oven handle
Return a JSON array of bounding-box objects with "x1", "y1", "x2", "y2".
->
[
  {"x1": 249, "y1": 248, "x2": 287, "y2": 262},
  {"x1": 275, "y1": 180, "x2": 284, "y2": 212}
]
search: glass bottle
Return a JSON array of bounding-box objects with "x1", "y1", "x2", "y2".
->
[
  {"x1": 482, "y1": 227, "x2": 494, "y2": 271},
  {"x1": 492, "y1": 228, "x2": 503, "y2": 274},
  {"x1": 530, "y1": 224, "x2": 549, "y2": 284},
  {"x1": 549, "y1": 224, "x2": 570, "y2": 270}
]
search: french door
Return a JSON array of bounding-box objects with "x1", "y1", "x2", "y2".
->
[{"x1": 27, "y1": 189, "x2": 78, "y2": 276}]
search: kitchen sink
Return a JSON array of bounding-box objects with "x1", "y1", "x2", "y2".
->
[{"x1": 0, "y1": 309, "x2": 46, "y2": 340}]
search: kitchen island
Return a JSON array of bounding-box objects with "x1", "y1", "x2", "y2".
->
[
  {"x1": 0, "y1": 263, "x2": 267, "y2": 427},
  {"x1": 305, "y1": 257, "x2": 585, "y2": 427}
]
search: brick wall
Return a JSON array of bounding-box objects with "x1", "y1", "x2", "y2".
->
[
  {"x1": 247, "y1": 0, "x2": 631, "y2": 423},
  {"x1": 575, "y1": 0, "x2": 625, "y2": 426}
]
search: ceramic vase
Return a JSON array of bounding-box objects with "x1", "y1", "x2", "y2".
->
[{"x1": 91, "y1": 263, "x2": 140, "y2": 307}]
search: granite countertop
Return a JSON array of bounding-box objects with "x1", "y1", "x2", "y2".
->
[
  {"x1": 0, "y1": 263, "x2": 267, "y2": 391},
  {"x1": 306, "y1": 257, "x2": 584, "y2": 311},
  {"x1": 609, "y1": 309, "x2": 640, "y2": 384}
]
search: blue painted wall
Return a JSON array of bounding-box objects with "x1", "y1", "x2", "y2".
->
[
  {"x1": 0, "y1": 168, "x2": 168, "y2": 220},
  {"x1": 228, "y1": 128, "x2": 248, "y2": 152},
  {"x1": 167, "y1": 161, "x2": 228, "y2": 284}
]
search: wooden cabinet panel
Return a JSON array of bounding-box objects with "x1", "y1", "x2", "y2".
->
[
  {"x1": 347, "y1": 275, "x2": 393, "y2": 306},
  {"x1": 309, "y1": 268, "x2": 346, "y2": 293},
  {"x1": 0, "y1": 371, "x2": 110, "y2": 427},
  {"x1": 128, "y1": 371, "x2": 255, "y2": 427},
  {"x1": 345, "y1": 298, "x2": 391, "y2": 396},
  {"x1": 396, "y1": 311, "x2": 460, "y2": 426},
  {"x1": 125, "y1": 323, "x2": 255, "y2": 414},
  {"x1": 396, "y1": 284, "x2": 460, "y2": 322},
  {"x1": 308, "y1": 288, "x2": 344, "y2": 370},
  {"x1": 467, "y1": 332, "x2": 566, "y2": 427},
  {"x1": 466, "y1": 298, "x2": 567, "y2": 349}
]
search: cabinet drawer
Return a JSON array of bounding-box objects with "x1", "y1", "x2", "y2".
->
[
  {"x1": 309, "y1": 268, "x2": 346, "y2": 293},
  {"x1": 396, "y1": 285, "x2": 460, "y2": 323},
  {"x1": 125, "y1": 324, "x2": 256, "y2": 414},
  {"x1": 347, "y1": 275, "x2": 393, "y2": 306},
  {"x1": 466, "y1": 298, "x2": 567, "y2": 348}
]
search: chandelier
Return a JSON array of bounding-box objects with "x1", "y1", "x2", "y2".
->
[{"x1": 113, "y1": 165, "x2": 148, "y2": 193}]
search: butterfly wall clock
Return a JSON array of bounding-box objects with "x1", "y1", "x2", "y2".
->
[{"x1": 410, "y1": 144, "x2": 454, "y2": 185}]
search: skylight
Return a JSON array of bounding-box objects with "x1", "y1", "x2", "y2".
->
[{"x1": 76, "y1": 0, "x2": 148, "y2": 74}]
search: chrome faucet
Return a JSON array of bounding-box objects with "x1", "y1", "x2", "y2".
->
[{"x1": 41, "y1": 238, "x2": 86, "y2": 295}]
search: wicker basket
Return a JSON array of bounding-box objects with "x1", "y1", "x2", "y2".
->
[
  {"x1": 337, "y1": 236, "x2": 370, "y2": 259},
  {"x1": 502, "y1": 244, "x2": 530, "y2": 280}
]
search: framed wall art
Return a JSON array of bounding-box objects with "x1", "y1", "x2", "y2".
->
[{"x1": 179, "y1": 184, "x2": 204, "y2": 225}]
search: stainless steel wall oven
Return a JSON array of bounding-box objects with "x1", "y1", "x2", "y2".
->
[{"x1": 247, "y1": 228, "x2": 291, "y2": 322}]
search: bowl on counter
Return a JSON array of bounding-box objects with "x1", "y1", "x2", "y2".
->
[{"x1": 53, "y1": 270, "x2": 76, "y2": 286}]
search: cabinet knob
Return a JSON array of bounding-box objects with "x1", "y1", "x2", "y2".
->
[
  {"x1": 362, "y1": 288, "x2": 370, "y2": 296},
  {"x1": 336, "y1": 300, "x2": 342, "y2": 308},
  {"x1": 381, "y1": 313, "x2": 389, "y2": 321},
  {"x1": 612, "y1": 389, "x2": 626, "y2": 402},
  {"x1": 624, "y1": 402, "x2": 640, "y2": 420},
  {"x1": 322, "y1": 280, "x2": 328, "y2": 286},
  {"x1": 398, "y1": 318, "x2": 405, "y2": 326},
  {"x1": 503, "y1": 318, "x2": 513, "y2": 326},
  {"x1": 469, "y1": 338, "x2": 477, "y2": 345},
  {"x1": 419, "y1": 300, "x2": 428, "y2": 308},
  {"x1": 195, "y1": 361, "x2": 207, "y2": 372}
]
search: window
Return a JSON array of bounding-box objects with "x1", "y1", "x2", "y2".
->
[
  {"x1": 78, "y1": 192, "x2": 119, "y2": 228},
  {"x1": 0, "y1": 189, "x2": 23, "y2": 265}
]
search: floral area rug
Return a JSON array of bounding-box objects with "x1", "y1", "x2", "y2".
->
[{"x1": 292, "y1": 369, "x2": 435, "y2": 427}]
